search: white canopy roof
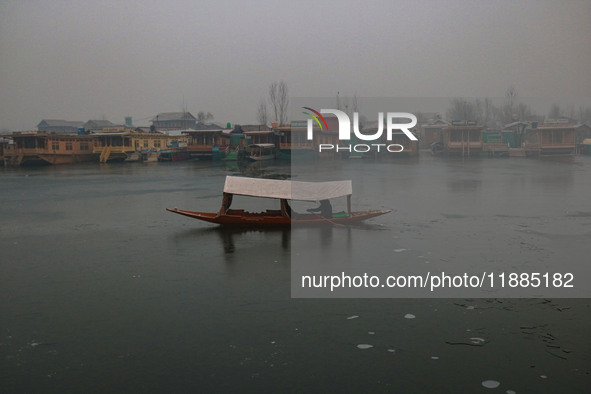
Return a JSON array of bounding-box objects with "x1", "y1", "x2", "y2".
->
[{"x1": 223, "y1": 176, "x2": 352, "y2": 201}]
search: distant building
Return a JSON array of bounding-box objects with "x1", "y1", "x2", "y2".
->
[
  {"x1": 83, "y1": 120, "x2": 123, "y2": 132},
  {"x1": 37, "y1": 119, "x2": 84, "y2": 134},
  {"x1": 151, "y1": 112, "x2": 197, "y2": 131}
]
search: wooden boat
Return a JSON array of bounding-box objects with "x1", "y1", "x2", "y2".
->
[
  {"x1": 167, "y1": 176, "x2": 390, "y2": 227},
  {"x1": 247, "y1": 143, "x2": 276, "y2": 161}
]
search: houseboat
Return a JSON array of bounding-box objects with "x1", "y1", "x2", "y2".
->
[
  {"x1": 360, "y1": 120, "x2": 419, "y2": 158},
  {"x1": 184, "y1": 126, "x2": 230, "y2": 160},
  {"x1": 421, "y1": 119, "x2": 449, "y2": 149},
  {"x1": 93, "y1": 128, "x2": 143, "y2": 162},
  {"x1": 0, "y1": 137, "x2": 11, "y2": 164},
  {"x1": 240, "y1": 125, "x2": 274, "y2": 145},
  {"x1": 574, "y1": 123, "x2": 591, "y2": 155},
  {"x1": 3, "y1": 132, "x2": 95, "y2": 166},
  {"x1": 276, "y1": 117, "x2": 341, "y2": 160},
  {"x1": 523, "y1": 120, "x2": 576, "y2": 155},
  {"x1": 91, "y1": 128, "x2": 184, "y2": 162},
  {"x1": 274, "y1": 121, "x2": 317, "y2": 160},
  {"x1": 482, "y1": 130, "x2": 510, "y2": 157},
  {"x1": 440, "y1": 121, "x2": 483, "y2": 156}
]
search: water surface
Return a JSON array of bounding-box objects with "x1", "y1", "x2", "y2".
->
[{"x1": 1, "y1": 157, "x2": 590, "y2": 392}]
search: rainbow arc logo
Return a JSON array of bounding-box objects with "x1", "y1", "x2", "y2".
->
[{"x1": 302, "y1": 107, "x2": 328, "y2": 131}]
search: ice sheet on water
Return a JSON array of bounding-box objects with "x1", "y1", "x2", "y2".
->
[
  {"x1": 347, "y1": 315, "x2": 359, "y2": 320},
  {"x1": 404, "y1": 313, "x2": 416, "y2": 319},
  {"x1": 482, "y1": 380, "x2": 500, "y2": 389},
  {"x1": 357, "y1": 344, "x2": 373, "y2": 349}
]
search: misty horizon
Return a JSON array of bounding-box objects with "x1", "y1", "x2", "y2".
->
[{"x1": 1, "y1": 0, "x2": 590, "y2": 131}]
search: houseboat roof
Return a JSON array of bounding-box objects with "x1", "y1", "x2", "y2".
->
[
  {"x1": 537, "y1": 123, "x2": 576, "y2": 129},
  {"x1": 151, "y1": 112, "x2": 196, "y2": 122},
  {"x1": 89, "y1": 130, "x2": 130, "y2": 136},
  {"x1": 183, "y1": 128, "x2": 232, "y2": 134},
  {"x1": 243, "y1": 130, "x2": 274, "y2": 135},
  {"x1": 249, "y1": 143, "x2": 276, "y2": 148},
  {"x1": 9, "y1": 132, "x2": 90, "y2": 139},
  {"x1": 37, "y1": 119, "x2": 84, "y2": 128},
  {"x1": 223, "y1": 176, "x2": 352, "y2": 202},
  {"x1": 504, "y1": 121, "x2": 531, "y2": 129}
]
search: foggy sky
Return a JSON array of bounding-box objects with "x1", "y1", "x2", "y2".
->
[{"x1": 1, "y1": 0, "x2": 590, "y2": 131}]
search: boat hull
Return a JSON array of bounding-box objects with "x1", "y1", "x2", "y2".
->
[
  {"x1": 158, "y1": 150, "x2": 191, "y2": 162},
  {"x1": 166, "y1": 208, "x2": 390, "y2": 227}
]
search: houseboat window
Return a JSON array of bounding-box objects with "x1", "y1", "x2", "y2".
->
[
  {"x1": 24, "y1": 138, "x2": 36, "y2": 149},
  {"x1": 52, "y1": 141, "x2": 60, "y2": 150},
  {"x1": 144, "y1": 140, "x2": 149, "y2": 148},
  {"x1": 154, "y1": 140, "x2": 161, "y2": 148},
  {"x1": 80, "y1": 142, "x2": 89, "y2": 151},
  {"x1": 66, "y1": 142, "x2": 73, "y2": 151}
]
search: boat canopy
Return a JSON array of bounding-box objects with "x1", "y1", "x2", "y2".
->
[{"x1": 223, "y1": 176, "x2": 352, "y2": 202}]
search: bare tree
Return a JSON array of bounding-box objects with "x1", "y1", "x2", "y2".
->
[
  {"x1": 483, "y1": 97, "x2": 493, "y2": 127},
  {"x1": 269, "y1": 80, "x2": 289, "y2": 126},
  {"x1": 567, "y1": 104, "x2": 576, "y2": 121},
  {"x1": 503, "y1": 85, "x2": 518, "y2": 123},
  {"x1": 548, "y1": 103, "x2": 562, "y2": 119},
  {"x1": 474, "y1": 98, "x2": 483, "y2": 124},
  {"x1": 256, "y1": 98, "x2": 268, "y2": 125},
  {"x1": 446, "y1": 98, "x2": 475, "y2": 121},
  {"x1": 578, "y1": 106, "x2": 591, "y2": 123},
  {"x1": 269, "y1": 81, "x2": 279, "y2": 124},
  {"x1": 197, "y1": 111, "x2": 214, "y2": 123},
  {"x1": 516, "y1": 102, "x2": 532, "y2": 122},
  {"x1": 277, "y1": 81, "x2": 289, "y2": 126}
]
